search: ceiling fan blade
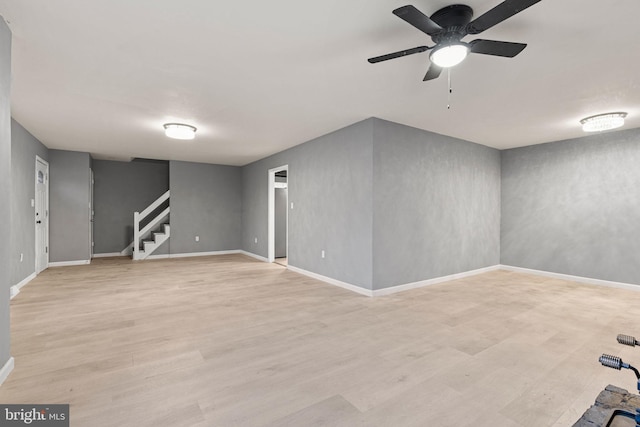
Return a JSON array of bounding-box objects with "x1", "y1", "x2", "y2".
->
[
  {"x1": 368, "y1": 46, "x2": 430, "y2": 64},
  {"x1": 423, "y1": 64, "x2": 442, "y2": 81},
  {"x1": 467, "y1": 0, "x2": 541, "y2": 34},
  {"x1": 469, "y1": 39, "x2": 527, "y2": 57},
  {"x1": 393, "y1": 5, "x2": 443, "y2": 36}
]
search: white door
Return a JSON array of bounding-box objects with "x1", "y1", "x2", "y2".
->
[{"x1": 35, "y1": 157, "x2": 49, "y2": 273}]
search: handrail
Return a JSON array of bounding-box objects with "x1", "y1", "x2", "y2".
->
[
  {"x1": 133, "y1": 190, "x2": 170, "y2": 260},
  {"x1": 139, "y1": 190, "x2": 170, "y2": 219},
  {"x1": 139, "y1": 207, "x2": 170, "y2": 237}
]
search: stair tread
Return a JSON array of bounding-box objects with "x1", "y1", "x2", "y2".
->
[{"x1": 134, "y1": 221, "x2": 170, "y2": 260}]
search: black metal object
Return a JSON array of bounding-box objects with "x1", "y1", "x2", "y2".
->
[{"x1": 367, "y1": 0, "x2": 542, "y2": 81}]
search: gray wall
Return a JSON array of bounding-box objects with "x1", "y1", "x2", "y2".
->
[
  {"x1": 0, "y1": 17, "x2": 12, "y2": 371},
  {"x1": 372, "y1": 119, "x2": 501, "y2": 289},
  {"x1": 10, "y1": 120, "x2": 49, "y2": 286},
  {"x1": 242, "y1": 119, "x2": 374, "y2": 289},
  {"x1": 275, "y1": 187, "x2": 287, "y2": 258},
  {"x1": 501, "y1": 128, "x2": 640, "y2": 285},
  {"x1": 93, "y1": 159, "x2": 169, "y2": 254},
  {"x1": 169, "y1": 161, "x2": 242, "y2": 254},
  {"x1": 49, "y1": 150, "x2": 91, "y2": 263}
]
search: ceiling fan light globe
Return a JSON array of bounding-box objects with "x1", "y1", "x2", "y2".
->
[{"x1": 430, "y1": 44, "x2": 468, "y2": 68}]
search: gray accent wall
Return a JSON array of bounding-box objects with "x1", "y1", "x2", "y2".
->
[
  {"x1": 0, "y1": 17, "x2": 12, "y2": 371},
  {"x1": 501, "y1": 128, "x2": 640, "y2": 285},
  {"x1": 93, "y1": 159, "x2": 169, "y2": 254},
  {"x1": 10, "y1": 120, "x2": 49, "y2": 286},
  {"x1": 372, "y1": 119, "x2": 501, "y2": 289},
  {"x1": 169, "y1": 161, "x2": 242, "y2": 254},
  {"x1": 242, "y1": 118, "x2": 501, "y2": 291},
  {"x1": 242, "y1": 119, "x2": 374, "y2": 289},
  {"x1": 49, "y1": 150, "x2": 91, "y2": 263}
]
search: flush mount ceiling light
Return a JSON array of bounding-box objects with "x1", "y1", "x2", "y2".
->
[
  {"x1": 430, "y1": 43, "x2": 469, "y2": 68},
  {"x1": 580, "y1": 112, "x2": 627, "y2": 132},
  {"x1": 163, "y1": 123, "x2": 197, "y2": 140}
]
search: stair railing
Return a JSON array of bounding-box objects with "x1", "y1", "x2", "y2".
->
[{"x1": 133, "y1": 190, "x2": 170, "y2": 260}]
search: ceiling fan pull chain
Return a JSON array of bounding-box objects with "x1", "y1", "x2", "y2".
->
[{"x1": 447, "y1": 68, "x2": 452, "y2": 109}]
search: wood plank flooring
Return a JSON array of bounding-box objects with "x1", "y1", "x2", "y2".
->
[{"x1": 2, "y1": 254, "x2": 640, "y2": 426}]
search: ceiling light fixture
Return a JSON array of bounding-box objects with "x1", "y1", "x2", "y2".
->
[
  {"x1": 163, "y1": 123, "x2": 197, "y2": 140},
  {"x1": 580, "y1": 112, "x2": 627, "y2": 133},
  {"x1": 430, "y1": 43, "x2": 469, "y2": 68}
]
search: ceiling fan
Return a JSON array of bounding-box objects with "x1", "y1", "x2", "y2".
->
[{"x1": 368, "y1": 0, "x2": 542, "y2": 81}]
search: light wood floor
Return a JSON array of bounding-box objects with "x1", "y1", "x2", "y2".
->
[{"x1": 2, "y1": 255, "x2": 640, "y2": 426}]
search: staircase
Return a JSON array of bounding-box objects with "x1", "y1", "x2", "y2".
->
[{"x1": 132, "y1": 190, "x2": 170, "y2": 260}]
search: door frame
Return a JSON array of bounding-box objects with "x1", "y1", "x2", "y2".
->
[
  {"x1": 35, "y1": 155, "x2": 50, "y2": 273},
  {"x1": 89, "y1": 168, "x2": 94, "y2": 258},
  {"x1": 268, "y1": 165, "x2": 288, "y2": 263}
]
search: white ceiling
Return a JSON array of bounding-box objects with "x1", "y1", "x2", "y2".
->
[{"x1": 1, "y1": 0, "x2": 639, "y2": 166}]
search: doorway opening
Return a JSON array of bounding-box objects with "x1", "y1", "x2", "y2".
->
[
  {"x1": 268, "y1": 165, "x2": 288, "y2": 265},
  {"x1": 35, "y1": 156, "x2": 49, "y2": 273}
]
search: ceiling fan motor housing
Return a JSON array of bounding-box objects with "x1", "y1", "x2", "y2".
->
[{"x1": 430, "y1": 4, "x2": 474, "y2": 44}]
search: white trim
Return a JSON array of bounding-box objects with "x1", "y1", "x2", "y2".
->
[
  {"x1": 285, "y1": 265, "x2": 503, "y2": 298},
  {"x1": 372, "y1": 265, "x2": 502, "y2": 297},
  {"x1": 10, "y1": 272, "x2": 37, "y2": 300},
  {"x1": 35, "y1": 156, "x2": 50, "y2": 274},
  {"x1": 48, "y1": 260, "x2": 91, "y2": 267},
  {"x1": 145, "y1": 254, "x2": 171, "y2": 260},
  {"x1": 133, "y1": 191, "x2": 170, "y2": 260},
  {"x1": 139, "y1": 190, "x2": 170, "y2": 219},
  {"x1": 0, "y1": 357, "x2": 14, "y2": 387},
  {"x1": 120, "y1": 242, "x2": 133, "y2": 256},
  {"x1": 90, "y1": 168, "x2": 94, "y2": 259},
  {"x1": 138, "y1": 207, "x2": 170, "y2": 240},
  {"x1": 268, "y1": 165, "x2": 288, "y2": 263},
  {"x1": 168, "y1": 250, "x2": 241, "y2": 259},
  {"x1": 143, "y1": 250, "x2": 244, "y2": 260},
  {"x1": 240, "y1": 250, "x2": 269, "y2": 263},
  {"x1": 499, "y1": 265, "x2": 640, "y2": 291},
  {"x1": 287, "y1": 265, "x2": 373, "y2": 297},
  {"x1": 92, "y1": 252, "x2": 124, "y2": 258}
]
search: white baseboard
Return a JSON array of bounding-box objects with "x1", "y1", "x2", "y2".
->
[
  {"x1": 10, "y1": 272, "x2": 37, "y2": 300},
  {"x1": 239, "y1": 250, "x2": 269, "y2": 263},
  {"x1": 120, "y1": 242, "x2": 134, "y2": 256},
  {"x1": 92, "y1": 252, "x2": 124, "y2": 258},
  {"x1": 48, "y1": 260, "x2": 91, "y2": 267},
  {"x1": 286, "y1": 265, "x2": 373, "y2": 297},
  {"x1": 141, "y1": 250, "x2": 243, "y2": 260},
  {"x1": 372, "y1": 265, "x2": 502, "y2": 297},
  {"x1": 286, "y1": 264, "x2": 503, "y2": 298},
  {"x1": 144, "y1": 254, "x2": 171, "y2": 260},
  {"x1": 499, "y1": 265, "x2": 640, "y2": 291},
  {"x1": 0, "y1": 357, "x2": 14, "y2": 387},
  {"x1": 169, "y1": 250, "x2": 241, "y2": 259}
]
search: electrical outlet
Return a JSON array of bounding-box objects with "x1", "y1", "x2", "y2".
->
[
  {"x1": 290, "y1": 202, "x2": 294, "y2": 209},
  {"x1": 254, "y1": 237, "x2": 258, "y2": 243},
  {"x1": 20, "y1": 253, "x2": 23, "y2": 262},
  {"x1": 195, "y1": 236, "x2": 200, "y2": 242},
  {"x1": 321, "y1": 250, "x2": 325, "y2": 259}
]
